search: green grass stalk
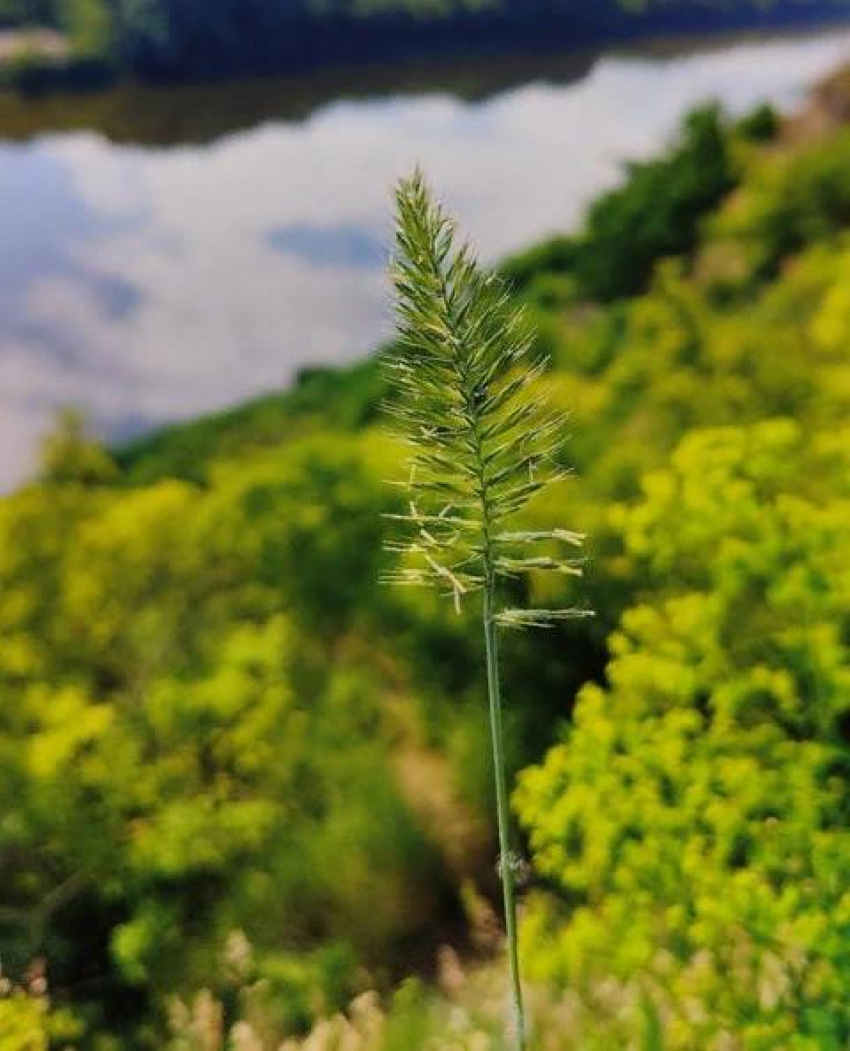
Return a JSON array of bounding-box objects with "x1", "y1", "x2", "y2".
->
[
  {"x1": 383, "y1": 168, "x2": 590, "y2": 1051},
  {"x1": 483, "y1": 581, "x2": 526, "y2": 1049}
]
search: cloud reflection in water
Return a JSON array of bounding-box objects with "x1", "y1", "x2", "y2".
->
[{"x1": 1, "y1": 27, "x2": 850, "y2": 488}]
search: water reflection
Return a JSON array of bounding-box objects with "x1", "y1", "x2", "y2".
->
[
  {"x1": 268, "y1": 224, "x2": 387, "y2": 269},
  {"x1": 1, "y1": 26, "x2": 850, "y2": 489},
  {"x1": 0, "y1": 50, "x2": 601, "y2": 148}
]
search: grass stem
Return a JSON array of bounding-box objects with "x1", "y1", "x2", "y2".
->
[{"x1": 483, "y1": 580, "x2": 526, "y2": 1051}]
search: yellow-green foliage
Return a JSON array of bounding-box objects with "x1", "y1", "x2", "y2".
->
[
  {"x1": 0, "y1": 995, "x2": 48, "y2": 1051},
  {"x1": 0, "y1": 983, "x2": 80, "y2": 1051},
  {"x1": 712, "y1": 127, "x2": 850, "y2": 279},
  {"x1": 515, "y1": 421, "x2": 850, "y2": 1048},
  {"x1": 0, "y1": 430, "x2": 456, "y2": 1041}
]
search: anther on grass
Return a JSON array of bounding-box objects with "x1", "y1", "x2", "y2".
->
[{"x1": 382, "y1": 169, "x2": 592, "y2": 1051}]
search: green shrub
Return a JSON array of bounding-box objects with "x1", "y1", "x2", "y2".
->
[
  {"x1": 717, "y1": 128, "x2": 850, "y2": 278},
  {"x1": 505, "y1": 106, "x2": 736, "y2": 303},
  {"x1": 516, "y1": 420, "x2": 850, "y2": 1048},
  {"x1": 736, "y1": 101, "x2": 779, "y2": 142}
]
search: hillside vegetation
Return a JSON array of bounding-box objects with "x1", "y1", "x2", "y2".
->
[{"x1": 4, "y1": 74, "x2": 850, "y2": 1049}]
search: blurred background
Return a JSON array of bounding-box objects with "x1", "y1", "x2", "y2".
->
[{"x1": 2, "y1": 2, "x2": 850, "y2": 1049}]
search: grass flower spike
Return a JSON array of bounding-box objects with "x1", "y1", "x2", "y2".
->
[{"x1": 384, "y1": 170, "x2": 591, "y2": 1051}]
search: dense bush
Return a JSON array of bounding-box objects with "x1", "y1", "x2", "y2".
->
[
  {"x1": 503, "y1": 105, "x2": 735, "y2": 302},
  {"x1": 714, "y1": 126, "x2": 850, "y2": 279},
  {"x1": 0, "y1": 431, "x2": 464, "y2": 1045},
  {"x1": 516, "y1": 421, "x2": 850, "y2": 1047}
]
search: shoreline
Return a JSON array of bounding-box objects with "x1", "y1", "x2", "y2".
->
[
  {"x1": 2, "y1": 1, "x2": 850, "y2": 98},
  {"x1": 1, "y1": 14, "x2": 850, "y2": 147}
]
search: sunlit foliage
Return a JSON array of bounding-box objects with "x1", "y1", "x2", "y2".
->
[{"x1": 516, "y1": 421, "x2": 850, "y2": 1048}]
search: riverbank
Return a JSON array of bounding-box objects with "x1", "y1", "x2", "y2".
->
[
  {"x1": 3, "y1": 21, "x2": 850, "y2": 494},
  {"x1": 2, "y1": 0, "x2": 850, "y2": 95},
  {"x1": 2, "y1": 15, "x2": 850, "y2": 147}
]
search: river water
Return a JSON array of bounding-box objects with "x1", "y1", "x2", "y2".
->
[{"x1": 1, "y1": 24, "x2": 850, "y2": 488}]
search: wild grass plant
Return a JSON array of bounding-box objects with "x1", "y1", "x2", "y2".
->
[
  {"x1": 382, "y1": 171, "x2": 590, "y2": 1051},
  {"x1": 164, "y1": 949, "x2": 647, "y2": 1051}
]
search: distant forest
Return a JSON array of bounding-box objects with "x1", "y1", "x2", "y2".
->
[{"x1": 2, "y1": 0, "x2": 850, "y2": 85}]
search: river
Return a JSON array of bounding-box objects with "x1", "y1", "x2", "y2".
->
[{"x1": 1, "y1": 23, "x2": 850, "y2": 488}]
